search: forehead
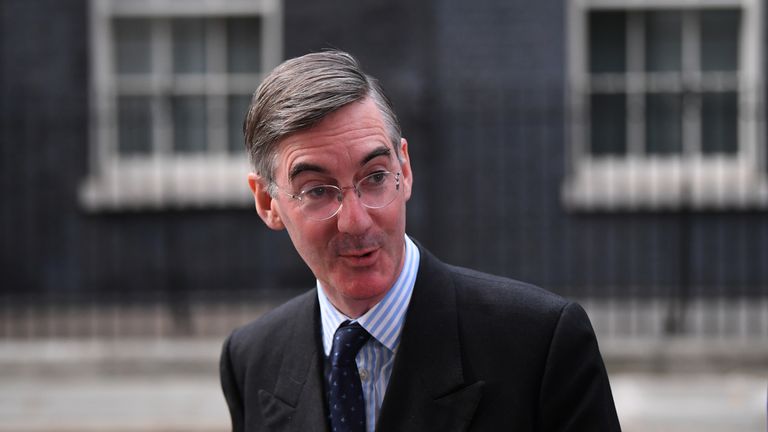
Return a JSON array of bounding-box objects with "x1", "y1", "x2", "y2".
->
[{"x1": 273, "y1": 99, "x2": 393, "y2": 179}]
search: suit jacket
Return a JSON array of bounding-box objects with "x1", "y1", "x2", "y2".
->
[{"x1": 220, "y1": 243, "x2": 621, "y2": 431}]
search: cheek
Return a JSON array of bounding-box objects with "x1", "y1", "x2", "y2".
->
[
  {"x1": 388, "y1": 200, "x2": 408, "y2": 230},
  {"x1": 289, "y1": 222, "x2": 334, "y2": 260}
]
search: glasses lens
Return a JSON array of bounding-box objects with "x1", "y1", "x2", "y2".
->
[
  {"x1": 358, "y1": 171, "x2": 399, "y2": 209},
  {"x1": 299, "y1": 185, "x2": 342, "y2": 221}
]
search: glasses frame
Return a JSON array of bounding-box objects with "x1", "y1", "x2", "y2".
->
[{"x1": 277, "y1": 171, "x2": 401, "y2": 221}]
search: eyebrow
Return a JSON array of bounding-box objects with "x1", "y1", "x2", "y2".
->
[
  {"x1": 288, "y1": 146, "x2": 392, "y2": 182},
  {"x1": 288, "y1": 162, "x2": 327, "y2": 182},
  {"x1": 361, "y1": 146, "x2": 392, "y2": 165}
]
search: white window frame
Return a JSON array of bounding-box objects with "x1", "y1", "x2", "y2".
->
[
  {"x1": 564, "y1": 0, "x2": 767, "y2": 210},
  {"x1": 81, "y1": 0, "x2": 282, "y2": 210}
]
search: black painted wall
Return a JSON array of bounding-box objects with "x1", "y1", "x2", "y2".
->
[
  {"x1": 425, "y1": 0, "x2": 768, "y2": 299},
  {"x1": 1, "y1": 0, "x2": 90, "y2": 298},
  {"x1": 1, "y1": 0, "x2": 766, "y2": 304}
]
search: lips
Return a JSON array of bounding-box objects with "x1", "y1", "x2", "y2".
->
[
  {"x1": 339, "y1": 247, "x2": 376, "y2": 257},
  {"x1": 338, "y1": 248, "x2": 380, "y2": 267},
  {"x1": 332, "y1": 232, "x2": 385, "y2": 267}
]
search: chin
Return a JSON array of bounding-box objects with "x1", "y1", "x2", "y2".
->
[{"x1": 340, "y1": 279, "x2": 390, "y2": 301}]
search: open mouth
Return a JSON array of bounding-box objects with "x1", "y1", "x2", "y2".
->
[
  {"x1": 341, "y1": 250, "x2": 374, "y2": 259},
  {"x1": 339, "y1": 248, "x2": 379, "y2": 265}
]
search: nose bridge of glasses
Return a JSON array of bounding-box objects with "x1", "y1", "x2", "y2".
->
[
  {"x1": 336, "y1": 184, "x2": 363, "y2": 202},
  {"x1": 327, "y1": 184, "x2": 364, "y2": 221}
]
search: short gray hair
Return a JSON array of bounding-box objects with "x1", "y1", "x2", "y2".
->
[{"x1": 243, "y1": 50, "x2": 402, "y2": 194}]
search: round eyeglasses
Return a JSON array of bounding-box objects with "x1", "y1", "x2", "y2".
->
[{"x1": 278, "y1": 171, "x2": 401, "y2": 221}]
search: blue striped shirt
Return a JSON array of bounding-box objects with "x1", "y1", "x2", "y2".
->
[{"x1": 317, "y1": 235, "x2": 420, "y2": 432}]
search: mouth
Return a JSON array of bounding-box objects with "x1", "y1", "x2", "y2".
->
[{"x1": 338, "y1": 248, "x2": 380, "y2": 266}]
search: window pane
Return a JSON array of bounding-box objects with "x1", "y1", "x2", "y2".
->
[
  {"x1": 589, "y1": 11, "x2": 626, "y2": 73},
  {"x1": 645, "y1": 11, "x2": 682, "y2": 72},
  {"x1": 228, "y1": 95, "x2": 252, "y2": 153},
  {"x1": 117, "y1": 96, "x2": 152, "y2": 155},
  {"x1": 701, "y1": 9, "x2": 740, "y2": 72},
  {"x1": 227, "y1": 18, "x2": 262, "y2": 73},
  {"x1": 645, "y1": 93, "x2": 683, "y2": 154},
  {"x1": 590, "y1": 93, "x2": 626, "y2": 155},
  {"x1": 173, "y1": 19, "x2": 207, "y2": 73},
  {"x1": 702, "y1": 91, "x2": 738, "y2": 154},
  {"x1": 172, "y1": 96, "x2": 207, "y2": 153},
  {"x1": 114, "y1": 19, "x2": 151, "y2": 74}
]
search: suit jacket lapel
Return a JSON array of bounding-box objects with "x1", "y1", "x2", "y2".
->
[
  {"x1": 377, "y1": 246, "x2": 484, "y2": 432},
  {"x1": 259, "y1": 292, "x2": 329, "y2": 432}
]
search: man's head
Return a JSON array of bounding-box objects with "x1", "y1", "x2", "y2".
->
[
  {"x1": 244, "y1": 50, "x2": 403, "y2": 195},
  {"x1": 244, "y1": 51, "x2": 413, "y2": 318}
]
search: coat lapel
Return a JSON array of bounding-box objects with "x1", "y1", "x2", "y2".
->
[
  {"x1": 258, "y1": 293, "x2": 329, "y2": 432},
  {"x1": 377, "y1": 247, "x2": 484, "y2": 432}
]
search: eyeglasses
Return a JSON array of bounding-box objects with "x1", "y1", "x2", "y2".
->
[{"x1": 278, "y1": 171, "x2": 401, "y2": 221}]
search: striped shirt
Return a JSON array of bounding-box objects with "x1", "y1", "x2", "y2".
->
[{"x1": 317, "y1": 235, "x2": 420, "y2": 432}]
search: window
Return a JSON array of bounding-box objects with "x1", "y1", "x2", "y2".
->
[
  {"x1": 564, "y1": 0, "x2": 766, "y2": 210},
  {"x1": 81, "y1": 0, "x2": 282, "y2": 209}
]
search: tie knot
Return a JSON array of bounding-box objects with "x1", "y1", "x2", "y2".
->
[{"x1": 330, "y1": 321, "x2": 370, "y2": 367}]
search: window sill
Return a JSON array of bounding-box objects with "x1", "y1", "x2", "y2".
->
[
  {"x1": 79, "y1": 156, "x2": 254, "y2": 211},
  {"x1": 562, "y1": 158, "x2": 768, "y2": 211}
]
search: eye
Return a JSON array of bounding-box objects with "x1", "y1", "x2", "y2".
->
[
  {"x1": 362, "y1": 171, "x2": 388, "y2": 186},
  {"x1": 302, "y1": 185, "x2": 333, "y2": 201}
]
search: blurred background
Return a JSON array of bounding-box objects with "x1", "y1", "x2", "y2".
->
[{"x1": 1, "y1": 0, "x2": 766, "y2": 431}]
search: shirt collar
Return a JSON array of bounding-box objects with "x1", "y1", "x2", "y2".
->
[{"x1": 318, "y1": 235, "x2": 420, "y2": 356}]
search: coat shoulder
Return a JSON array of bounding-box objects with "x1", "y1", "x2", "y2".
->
[
  {"x1": 225, "y1": 289, "x2": 316, "y2": 361},
  {"x1": 445, "y1": 262, "x2": 570, "y2": 318}
]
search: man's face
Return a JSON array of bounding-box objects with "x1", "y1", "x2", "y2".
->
[{"x1": 249, "y1": 97, "x2": 413, "y2": 317}]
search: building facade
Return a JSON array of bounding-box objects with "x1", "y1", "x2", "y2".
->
[{"x1": 1, "y1": 0, "x2": 766, "y2": 338}]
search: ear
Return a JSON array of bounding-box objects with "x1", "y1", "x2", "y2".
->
[
  {"x1": 398, "y1": 138, "x2": 413, "y2": 201},
  {"x1": 248, "y1": 172, "x2": 285, "y2": 230}
]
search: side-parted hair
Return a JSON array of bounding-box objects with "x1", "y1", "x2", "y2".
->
[{"x1": 243, "y1": 50, "x2": 402, "y2": 195}]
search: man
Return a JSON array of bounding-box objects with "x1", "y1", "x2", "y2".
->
[{"x1": 220, "y1": 50, "x2": 621, "y2": 432}]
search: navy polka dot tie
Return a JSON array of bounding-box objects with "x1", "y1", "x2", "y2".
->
[{"x1": 327, "y1": 321, "x2": 371, "y2": 432}]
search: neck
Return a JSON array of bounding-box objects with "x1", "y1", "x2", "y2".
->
[{"x1": 324, "y1": 290, "x2": 387, "y2": 319}]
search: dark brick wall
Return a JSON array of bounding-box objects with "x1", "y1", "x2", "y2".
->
[
  {"x1": 1, "y1": 0, "x2": 89, "y2": 297},
  {"x1": 1, "y1": 0, "x2": 766, "y2": 303},
  {"x1": 421, "y1": 0, "x2": 768, "y2": 298},
  {"x1": 434, "y1": 0, "x2": 565, "y2": 86},
  {"x1": 0, "y1": 0, "x2": 311, "y2": 300}
]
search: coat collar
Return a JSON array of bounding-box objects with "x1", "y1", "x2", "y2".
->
[
  {"x1": 258, "y1": 291, "x2": 329, "y2": 432},
  {"x1": 376, "y1": 243, "x2": 484, "y2": 431}
]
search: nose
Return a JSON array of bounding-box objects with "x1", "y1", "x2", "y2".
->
[{"x1": 335, "y1": 188, "x2": 373, "y2": 235}]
